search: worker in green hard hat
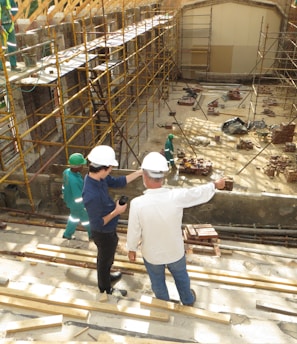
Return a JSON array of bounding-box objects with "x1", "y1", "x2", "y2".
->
[
  {"x1": 164, "y1": 133, "x2": 175, "y2": 168},
  {"x1": 62, "y1": 153, "x2": 91, "y2": 240}
]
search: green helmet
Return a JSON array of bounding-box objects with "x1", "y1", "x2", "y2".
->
[
  {"x1": 68, "y1": 153, "x2": 87, "y2": 166},
  {"x1": 168, "y1": 133, "x2": 174, "y2": 140}
]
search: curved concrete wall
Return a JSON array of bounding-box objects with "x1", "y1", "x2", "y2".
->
[
  {"x1": 2, "y1": 169, "x2": 295, "y2": 228},
  {"x1": 180, "y1": 1, "x2": 282, "y2": 79}
]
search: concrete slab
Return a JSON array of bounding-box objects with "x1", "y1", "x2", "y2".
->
[{"x1": 1, "y1": 221, "x2": 297, "y2": 342}]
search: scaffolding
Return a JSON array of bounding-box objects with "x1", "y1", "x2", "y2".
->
[
  {"x1": 179, "y1": 7, "x2": 212, "y2": 80},
  {"x1": 0, "y1": 2, "x2": 179, "y2": 210},
  {"x1": 249, "y1": 2, "x2": 297, "y2": 122}
]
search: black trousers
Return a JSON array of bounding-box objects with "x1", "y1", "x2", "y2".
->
[{"x1": 92, "y1": 231, "x2": 118, "y2": 293}]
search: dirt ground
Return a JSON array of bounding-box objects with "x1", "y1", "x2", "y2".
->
[
  {"x1": 2, "y1": 82, "x2": 297, "y2": 344},
  {"x1": 141, "y1": 82, "x2": 297, "y2": 196}
]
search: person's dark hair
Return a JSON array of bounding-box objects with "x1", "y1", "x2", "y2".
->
[{"x1": 88, "y1": 164, "x2": 110, "y2": 173}]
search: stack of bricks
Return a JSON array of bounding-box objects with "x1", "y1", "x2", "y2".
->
[
  {"x1": 263, "y1": 155, "x2": 292, "y2": 178},
  {"x1": 284, "y1": 167, "x2": 297, "y2": 182},
  {"x1": 271, "y1": 122, "x2": 295, "y2": 144},
  {"x1": 284, "y1": 142, "x2": 296, "y2": 152},
  {"x1": 183, "y1": 224, "x2": 220, "y2": 256}
]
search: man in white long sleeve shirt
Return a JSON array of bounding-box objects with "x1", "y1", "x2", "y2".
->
[{"x1": 127, "y1": 152, "x2": 225, "y2": 306}]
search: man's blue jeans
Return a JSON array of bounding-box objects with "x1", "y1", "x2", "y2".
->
[{"x1": 143, "y1": 255, "x2": 195, "y2": 305}]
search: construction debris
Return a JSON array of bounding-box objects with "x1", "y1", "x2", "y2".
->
[
  {"x1": 183, "y1": 224, "x2": 220, "y2": 256},
  {"x1": 226, "y1": 88, "x2": 242, "y2": 100},
  {"x1": 262, "y1": 108, "x2": 276, "y2": 117},
  {"x1": 271, "y1": 122, "x2": 295, "y2": 144},
  {"x1": 236, "y1": 138, "x2": 254, "y2": 150},
  {"x1": 263, "y1": 155, "x2": 293, "y2": 178},
  {"x1": 178, "y1": 157, "x2": 212, "y2": 175},
  {"x1": 222, "y1": 117, "x2": 248, "y2": 135},
  {"x1": 208, "y1": 98, "x2": 219, "y2": 107},
  {"x1": 177, "y1": 96, "x2": 196, "y2": 106},
  {"x1": 284, "y1": 142, "x2": 296, "y2": 152},
  {"x1": 284, "y1": 166, "x2": 297, "y2": 182},
  {"x1": 207, "y1": 106, "x2": 220, "y2": 116}
]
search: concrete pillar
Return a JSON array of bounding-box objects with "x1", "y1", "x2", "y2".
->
[
  {"x1": 51, "y1": 12, "x2": 65, "y2": 25},
  {"x1": 22, "y1": 32, "x2": 39, "y2": 66},
  {"x1": 12, "y1": 88, "x2": 37, "y2": 168},
  {"x1": 16, "y1": 19, "x2": 31, "y2": 33},
  {"x1": 35, "y1": 15, "x2": 47, "y2": 27}
]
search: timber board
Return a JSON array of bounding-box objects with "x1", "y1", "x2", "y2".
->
[
  {"x1": 140, "y1": 295, "x2": 231, "y2": 324},
  {"x1": 1, "y1": 314, "x2": 63, "y2": 333},
  {"x1": 0, "y1": 294, "x2": 89, "y2": 319},
  {"x1": 0, "y1": 286, "x2": 169, "y2": 322}
]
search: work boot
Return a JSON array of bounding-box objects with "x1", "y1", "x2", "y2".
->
[
  {"x1": 62, "y1": 234, "x2": 76, "y2": 240},
  {"x1": 11, "y1": 66, "x2": 22, "y2": 72},
  {"x1": 184, "y1": 289, "x2": 196, "y2": 306},
  {"x1": 107, "y1": 288, "x2": 127, "y2": 297},
  {"x1": 110, "y1": 271, "x2": 122, "y2": 282}
]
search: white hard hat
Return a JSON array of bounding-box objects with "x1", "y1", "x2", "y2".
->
[
  {"x1": 141, "y1": 152, "x2": 169, "y2": 177},
  {"x1": 87, "y1": 145, "x2": 118, "y2": 167}
]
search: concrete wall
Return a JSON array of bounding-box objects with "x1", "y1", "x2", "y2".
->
[
  {"x1": 181, "y1": 1, "x2": 281, "y2": 80},
  {"x1": 1, "y1": 168, "x2": 297, "y2": 228}
]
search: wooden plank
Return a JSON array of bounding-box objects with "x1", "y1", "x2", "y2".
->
[
  {"x1": 36, "y1": 244, "x2": 297, "y2": 288},
  {"x1": 1, "y1": 339, "x2": 195, "y2": 344},
  {"x1": 256, "y1": 300, "x2": 297, "y2": 316},
  {"x1": 25, "y1": 248, "x2": 96, "y2": 265},
  {"x1": 1, "y1": 314, "x2": 63, "y2": 334},
  {"x1": 0, "y1": 295, "x2": 88, "y2": 319},
  {"x1": 186, "y1": 264, "x2": 297, "y2": 287},
  {"x1": 0, "y1": 287, "x2": 169, "y2": 322},
  {"x1": 37, "y1": 244, "x2": 97, "y2": 258},
  {"x1": 188, "y1": 271, "x2": 297, "y2": 294},
  {"x1": 186, "y1": 224, "x2": 196, "y2": 236},
  {"x1": 140, "y1": 295, "x2": 231, "y2": 324},
  {"x1": 2, "y1": 342, "x2": 98, "y2": 344}
]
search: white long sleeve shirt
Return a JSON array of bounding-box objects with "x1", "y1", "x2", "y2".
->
[{"x1": 127, "y1": 182, "x2": 216, "y2": 264}]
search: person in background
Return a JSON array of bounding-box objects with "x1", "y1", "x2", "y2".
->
[
  {"x1": 0, "y1": 0, "x2": 21, "y2": 72},
  {"x1": 164, "y1": 133, "x2": 175, "y2": 168},
  {"x1": 82, "y1": 145, "x2": 142, "y2": 296},
  {"x1": 127, "y1": 152, "x2": 225, "y2": 306},
  {"x1": 62, "y1": 153, "x2": 91, "y2": 240}
]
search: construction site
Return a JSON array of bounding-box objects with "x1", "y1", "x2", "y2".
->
[{"x1": 3, "y1": 0, "x2": 297, "y2": 343}]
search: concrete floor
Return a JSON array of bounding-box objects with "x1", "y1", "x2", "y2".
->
[
  {"x1": 1, "y1": 82, "x2": 297, "y2": 343},
  {"x1": 1, "y1": 221, "x2": 297, "y2": 343}
]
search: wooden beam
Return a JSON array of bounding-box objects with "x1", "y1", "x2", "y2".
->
[
  {"x1": 140, "y1": 295, "x2": 231, "y2": 324},
  {"x1": 188, "y1": 270, "x2": 297, "y2": 294},
  {"x1": 186, "y1": 264, "x2": 297, "y2": 287},
  {"x1": 0, "y1": 287, "x2": 169, "y2": 322},
  {"x1": 35, "y1": 244, "x2": 297, "y2": 291},
  {"x1": 2, "y1": 314, "x2": 63, "y2": 334},
  {"x1": 256, "y1": 300, "x2": 297, "y2": 316},
  {"x1": 0, "y1": 294, "x2": 89, "y2": 319}
]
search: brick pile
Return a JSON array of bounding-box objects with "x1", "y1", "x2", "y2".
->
[
  {"x1": 178, "y1": 157, "x2": 212, "y2": 176},
  {"x1": 263, "y1": 155, "x2": 293, "y2": 178},
  {"x1": 271, "y1": 122, "x2": 295, "y2": 144},
  {"x1": 284, "y1": 142, "x2": 296, "y2": 152},
  {"x1": 284, "y1": 167, "x2": 297, "y2": 182}
]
